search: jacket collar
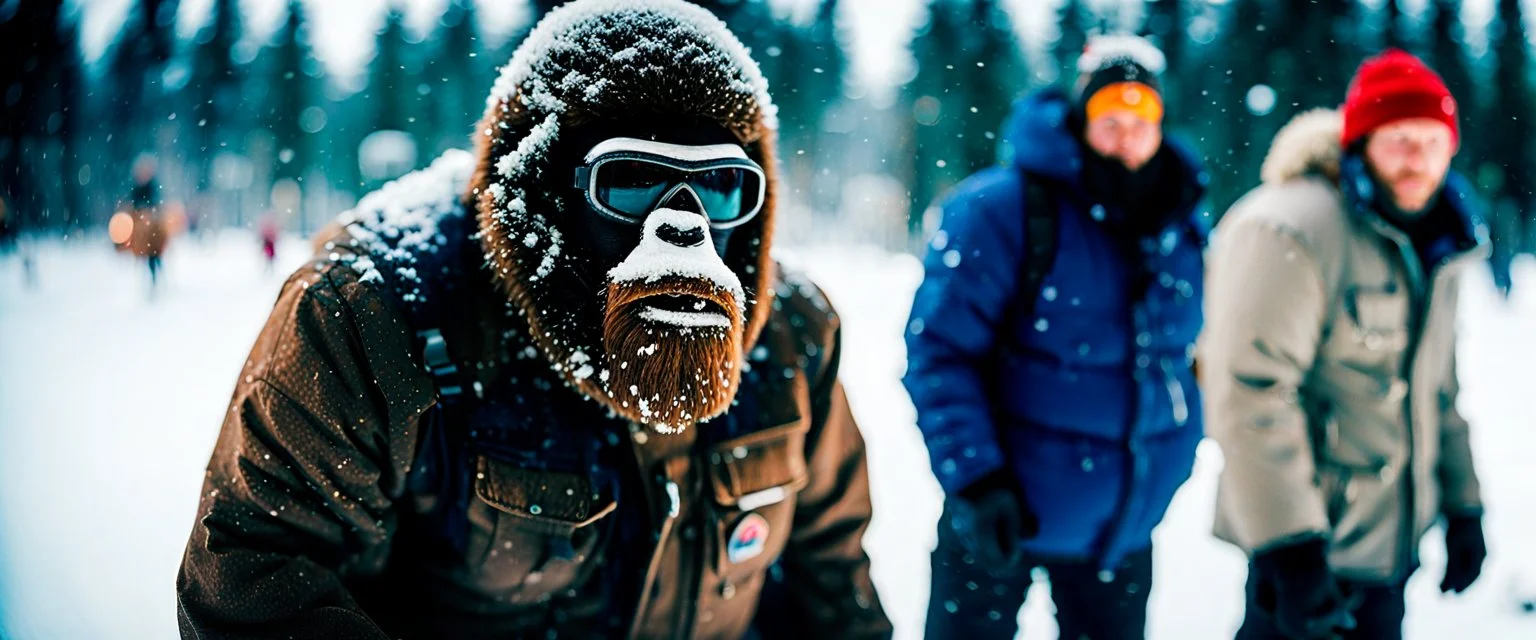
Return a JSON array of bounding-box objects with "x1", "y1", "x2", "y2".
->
[{"x1": 1338, "y1": 154, "x2": 1486, "y2": 267}]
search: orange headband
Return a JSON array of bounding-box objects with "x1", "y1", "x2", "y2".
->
[{"x1": 1085, "y1": 82, "x2": 1164, "y2": 125}]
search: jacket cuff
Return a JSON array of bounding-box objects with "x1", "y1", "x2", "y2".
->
[
  {"x1": 956, "y1": 469, "x2": 1019, "y2": 502},
  {"x1": 1253, "y1": 531, "x2": 1327, "y2": 570},
  {"x1": 1442, "y1": 505, "x2": 1485, "y2": 520},
  {"x1": 933, "y1": 444, "x2": 1007, "y2": 497}
]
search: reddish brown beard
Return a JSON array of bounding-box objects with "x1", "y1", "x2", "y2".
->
[{"x1": 602, "y1": 276, "x2": 745, "y2": 432}]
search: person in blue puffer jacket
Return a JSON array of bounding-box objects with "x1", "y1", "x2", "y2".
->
[{"x1": 904, "y1": 34, "x2": 1209, "y2": 639}]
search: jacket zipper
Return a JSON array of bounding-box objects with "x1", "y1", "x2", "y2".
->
[
  {"x1": 627, "y1": 478, "x2": 680, "y2": 639},
  {"x1": 1363, "y1": 217, "x2": 1482, "y2": 581},
  {"x1": 673, "y1": 480, "x2": 702, "y2": 640},
  {"x1": 1365, "y1": 217, "x2": 1424, "y2": 582},
  {"x1": 1097, "y1": 305, "x2": 1154, "y2": 571}
]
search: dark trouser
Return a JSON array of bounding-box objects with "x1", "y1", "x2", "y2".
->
[
  {"x1": 925, "y1": 508, "x2": 1153, "y2": 640},
  {"x1": 1236, "y1": 565, "x2": 1408, "y2": 640}
]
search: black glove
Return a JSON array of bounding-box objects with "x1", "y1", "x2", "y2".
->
[
  {"x1": 949, "y1": 471, "x2": 1039, "y2": 569},
  {"x1": 1251, "y1": 537, "x2": 1360, "y2": 640},
  {"x1": 1440, "y1": 512, "x2": 1487, "y2": 594}
]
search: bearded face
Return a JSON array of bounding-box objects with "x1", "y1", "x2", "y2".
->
[
  {"x1": 593, "y1": 138, "x2": 768, "y2": 431},
  {"x1": 475, "y1": 127, "x2": 770, "y2": 434},
  {"x1": 467, "y1": 0, "x2": 778, "y2": 435}
]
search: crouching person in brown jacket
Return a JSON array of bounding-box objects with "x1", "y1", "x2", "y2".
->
[
  {"x1": 175, "y1": 1, "x2": 891, "y2": 638},
  {"x1": 1202, "y1": 49, "x2": 1488, "y2": 640}
]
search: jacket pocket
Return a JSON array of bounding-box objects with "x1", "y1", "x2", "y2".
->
[
  {"x1": 706, "y1": 421, "x2": 810, "y2": 577},
  {"x1": 1343, "y1": 285, "x2": 1410, "y2": 354},
  {"x1": 467, "y1": 455, "x2": 617, "y2": 604}
]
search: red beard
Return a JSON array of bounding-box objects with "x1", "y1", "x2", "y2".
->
[{"x1": 601, "y1": 276, "x2": 745, "y2": 432}]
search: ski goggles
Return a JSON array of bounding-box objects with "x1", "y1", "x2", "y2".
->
[{"x1": 574, "y1": 138, "x2": 766, "y2": 229}]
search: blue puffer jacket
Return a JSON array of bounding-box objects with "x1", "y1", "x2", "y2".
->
[{"x1": 904, "y1": 88, "x2": 1209, "y2": 571}]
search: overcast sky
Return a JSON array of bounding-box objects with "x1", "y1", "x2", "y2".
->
[{"x1": 70, "y1": 0, "x2": 1505, "y2": 96}]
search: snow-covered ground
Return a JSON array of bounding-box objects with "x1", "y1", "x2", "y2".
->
[{"x1": 1, "y1": 234, "x2": 1533, "y2": 639}]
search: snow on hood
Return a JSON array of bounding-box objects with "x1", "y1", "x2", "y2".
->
[
  {"x1": 335, "y1": 150, "x2": 475, "y2": 296},
  {"x1": 487, "y1": 0, "x2": 777, "y2": 131}
]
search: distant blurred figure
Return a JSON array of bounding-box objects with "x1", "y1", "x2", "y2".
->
[
  {"x1": 1487, "y1": 201, "x2": 1517, "y2": 299},
  {"x1": 258, "y1": 213, "x2": 279, "y2": 272},
  {"x1": 124, "y1": 156, "x2": 169, "y2": 290},
  {"x1": 0, "y1": 193, "x2": 15, "y2": 254},
  {"x1": 2, "y1": 192, "x2": 36, "y2": 287}
]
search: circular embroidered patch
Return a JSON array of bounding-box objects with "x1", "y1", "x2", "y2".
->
[{"x1": 727, "y1": 513, "x2": 770, "y2": 564}]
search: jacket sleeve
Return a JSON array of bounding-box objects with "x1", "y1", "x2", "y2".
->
[
  {"x1": 1200, "y1": 218, "x2": 1332, "y2": 553},
  {"x1": 177, "y1": 263, "x2": 436, "y2": 638},
  {"x1": 1436, "y1": 301, "x2": 1482, "y2": 515},
  {"x1": 766, "y1": 327, "x2": 892, "y2": 640},
  {"x1": 902, "y1": 174, "x2": 1024, "y2": 495}
]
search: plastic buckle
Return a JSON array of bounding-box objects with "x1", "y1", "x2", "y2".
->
[{"x1": 417, "y1": 329, "x2": 462, "y2": 397}]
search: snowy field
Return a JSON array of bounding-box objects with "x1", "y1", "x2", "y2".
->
[{"x1": 2, "y1": 233, "x2": 1534, "y2": 639}]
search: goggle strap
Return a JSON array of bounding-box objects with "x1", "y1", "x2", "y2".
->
[{"x1": 572, "y1": 166, "x2": 591, "y2": 189}]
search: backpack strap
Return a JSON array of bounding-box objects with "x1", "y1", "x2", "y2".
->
[
  {"x1": 1011, "y1": 174, "x2": 1060, "y2": 321},
  {"x1": 352, "y1": 204, "x2": 482, "y2": 551},
  {"x1": 986, "y1": 173, "x2": 1059, "y2": 384},
  {"x1": 405, "y1": 326, "x2": 477, "y2": 551}
]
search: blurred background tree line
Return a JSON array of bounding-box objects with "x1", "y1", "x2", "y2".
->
[{"x1": 1, "y1": 0, "x2": 1532, "y2": 258}]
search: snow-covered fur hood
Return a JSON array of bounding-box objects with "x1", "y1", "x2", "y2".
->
[
  {"x1": 1261, "y1": 108, "x2": 1344, "y2": 185},
  {"x1": 465, "y1": 0, "x2": 781, "y2": 409}
]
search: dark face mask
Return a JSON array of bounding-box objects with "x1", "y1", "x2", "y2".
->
[
  {"x1": 1080, "y1": 142, "x2": 1183, "y2": 238},
  {"x1": 573, "y1": 189, "x2": 738, "y2": 271},
  {"x1": 1082, "y1": 148, "x2": 1160, "y2": 206}
]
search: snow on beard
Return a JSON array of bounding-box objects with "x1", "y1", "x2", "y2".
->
[{"x1": 602, "y1": 210, "x2": 747, "y2": 432}]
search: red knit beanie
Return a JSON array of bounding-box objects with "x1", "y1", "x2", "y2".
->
[{"x1": 1341, "y1": 49, "x2": 1459, "y2": 149}]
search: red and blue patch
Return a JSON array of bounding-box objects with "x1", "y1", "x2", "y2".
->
[{"x1": 727, "y1": 513, "x2": 770, "y2": 564}]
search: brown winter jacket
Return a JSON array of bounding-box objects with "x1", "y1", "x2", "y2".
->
[
  {"x1": 1202, "y1": 109, "x2": 1487, "y2": 582},
  {"x1": 175, "y1": 211, "x2": 888, "y2": 639}
]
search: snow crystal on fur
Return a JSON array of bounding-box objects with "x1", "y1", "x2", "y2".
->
[
  {"x1": 1078, "y1": 34, "x2": 1167, "y2": 74},
  {"x1": 488, "y1": 0, "x2": 778, "y2": 130},
  {"x1": 1261, "y1": 108, "x2": 1343, "y2": 184},
  {"x1": 608, "y1": 209, "x2": 746, "y2": 311},
  {"x1": 497, "y1": 113, "x2": 560, "y2": 179},
  {"x1": 338, "y1": 150, "x2": 474, "y2": 290}
]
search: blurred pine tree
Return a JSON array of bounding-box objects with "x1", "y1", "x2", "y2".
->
[{"x1": 902, "y1": 0, "x2": 1029, "y2": 236}]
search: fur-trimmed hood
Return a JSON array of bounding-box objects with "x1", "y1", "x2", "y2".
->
[
  {"x1": 1260, "y1": 108, "x2": 1344, "y2": 185},
  {"x1": 465, "y1": 0, "x2": 780, "y2": 408}
]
